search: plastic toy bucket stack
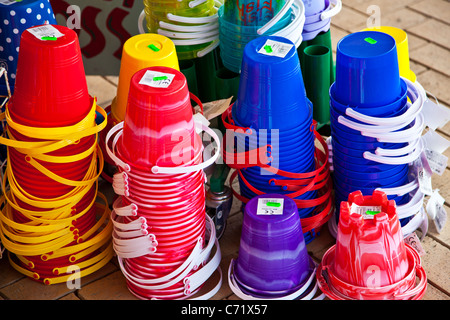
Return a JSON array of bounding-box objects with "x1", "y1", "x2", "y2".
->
[
  {"x1": 328, "y1": 31, "x2": 428, "y2": 238},
  {"x1": 105, "y1": 66, "x2": 222, "y2": 300},
  {"x1": 0, "y1": 0, "x2": 57, "y2": 96},
  {"x1": 223, "y1": 35, "x2": 333, "y2": 244},
  {"x1": 228, "y1": 194, "x2": 324, "y2": 300},
  {"x1": 218, "y1": 0, "x2": 306, "y2": 74},
  {"x1": 0, "y1": 24, "x2": 113, "y2": 285},
  {"x1": 99, "y1": 33, "x2": 179, "y2": 183},
  {"x1": 139, "y1": 0, "x2": 221, "y2": 61},
  {"x1": 317, "y1": 190, "x2": 427, "y2": 300}
]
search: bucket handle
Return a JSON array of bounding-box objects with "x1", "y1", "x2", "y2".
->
[
  {"x1": 321, "y1": 0, "x2": 342, "y2": 21},
  {"x1": 227, "y1": 258, "x2": 323, "y2": 300}
]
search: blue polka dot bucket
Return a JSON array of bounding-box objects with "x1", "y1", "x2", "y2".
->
[{"x1": 0, "y1": 0, "x2": 57, "y2": 96}]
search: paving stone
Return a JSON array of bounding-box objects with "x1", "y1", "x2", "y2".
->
[{"x1": 410, "y1": 43, "x2": 450, "y2": 77}]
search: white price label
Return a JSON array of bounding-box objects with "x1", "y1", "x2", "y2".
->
[
  {"x1": 139, "y1": 70, "x2": 175, "y2": 88},
  {"x1": 421, "y1": 98, "x2": 450, "y2": 131},
  {"x1": 256, "y1": 198, "x2": 284, "y2": 215},
  {"x1": 426, "y1": 189, "x2": 447, "y2": 233},
  {"x1": 425, "y1": 148, "x2": 448, "y2": 176},
  {"x1": 434, "y1": 202, "x2": 447, "y2": 234},
  {"x1": 417, "y1": 167, "x2": 433, "y2": 196},
  {"x1": 27, "y1": 25, "x2": 65, "y2": 40},
  {"x1": 350, "y1": 204, "x2": 382, "y2": 219},
  {"x1": 258, "y1": 40, "x2": 294, "y2": 58}
]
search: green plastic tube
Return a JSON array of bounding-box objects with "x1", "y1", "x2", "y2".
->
[
  {"x1": 179, "y1": 59, "x2": 199, "y2": 97},
  {"x1": 303, "y1": 45, "x2": 331, "y2": 127},
  {"x1": 195, "y1": 50, "x2": 218, "y2": 103},
  {"x1": 298, "y1": 29, "x2": 335, "y2": 83},
  {"x1": 214, "y1": 67, "x2": 240, "y2": 102}
]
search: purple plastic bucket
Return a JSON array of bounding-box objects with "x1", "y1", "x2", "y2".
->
[{"x1": 234, "y1": 194, "x2": 313, "y2": 292}]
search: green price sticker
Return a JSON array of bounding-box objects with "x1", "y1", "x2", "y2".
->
[
  {"x1": 41, "y1": 36, "x2": 57, "y2": 41},
  {"x1": 364, "y1": 37, "x2": 377, "y2": 44},
  {"x1": 148, "y1": 44, "x2": 160, "y2": 52},
  {"x1": 266, "y1": 202, "x2": 281, "y2": 208}
]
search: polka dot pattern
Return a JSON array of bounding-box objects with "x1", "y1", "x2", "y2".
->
[{"x1": 0, "y1": 0, "x2": 57, "y2": 90}]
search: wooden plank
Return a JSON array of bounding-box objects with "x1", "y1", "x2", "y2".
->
[
  {"x1": 416, "y1": 70, "x2": 450, "y2": 107},
  {"x1": 407, "y1": 19, "x2": 450, "y2": 50},
  {"x1": 410, "y1": 43, "x2": 450, "y2": 77},
  {"x1": 423, "y1": 283, "x2": 450, "y2": 300},
  {"x1": 0, "y1": 255, "x2": 24, "y2": 289},
  {"x1": 351, "y1": 7, "x2": 428, "y2": 32},
  {"x1": 420, "y1": 236, "x2": 450, "y2": 295},
  {"x1": 86, "y1": 75, "x2": 118, "y2": 109},
  {"x1": 77, "y1": 271, "x2": 138, "y2": 300},
  {"x1": 0, "y1": 262, "x2": 117, "y2": 300},
  {"x1": 347, "y1": 0, "x2": 430, "y2": 16},
  {"x1": 408, "y1": 0, "x2": 450, "y2": 25},
  {"x1": 329, "y1": 6, "x2": 369, "y2": 33}
]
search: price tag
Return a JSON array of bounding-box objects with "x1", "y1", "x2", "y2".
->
[
  {"x1": 258, "y1": 40, "x2": 294, "y2": 58},
  {"x1": 404, "y1": 232, "x2": 426, "y2": 256},
  {"x1": 426, "y1": 189, "x2": 447, "y2": 233},
  {"x1": 413, "y1": 152, "x2": 433, "y2": 196},
  {"x1": 422, "y1": 129, "x2": 450, "y2": 155},
  {"x1": 434, "y1": 202, "x2": 447, "y2": 234},
  {"x1": 256, "y1": 198, "x2": 284, "y2": 215},
  {"x1": 27, "y1": 25, "x2": 65, "y2": 40},
  {"x1": 350, "y1": 204, "x2": 381, "y2": 219},
  {"x1": 138, "y1": 70, "x2": 175, "y2": 89},
  {"x1": 425, "y1": 148, "x2": 448, "y2": 176},
  {"x1": 421, "y1": 97, "x2": 450, "y2": 131}
]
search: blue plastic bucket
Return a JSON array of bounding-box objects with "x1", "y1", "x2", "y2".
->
[
  {"x1": 331, "y1": 127, "x2": 408, "y2": 151},
  {"x1": 332, "y1": 159, "x2": 408, "y2": 180},
  {"x1": 334, "y1": 31, "x2": 401, "y2": 108},
  {"x1": 234, "y1": 36, "x2": 311, "y2": 130},
  {"x1": 332, "y1": 165, "x2": 409, "y2": 190},
  {"x1": 329, "y1": 79, "x2": 408, "y2": 117}
]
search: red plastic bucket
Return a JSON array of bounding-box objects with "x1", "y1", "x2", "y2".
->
[
  {"x1": 9, "y1": 24, "x2": 91, "y2": 128},
  {"x1": 120, "y1": 66, "x2": 201, "y2": 169}
]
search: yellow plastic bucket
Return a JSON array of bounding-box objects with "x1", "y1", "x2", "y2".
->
[
  {"x1": 362, "y1": 26, "x2": 416, "y2": 83},
  {"x1": 110, "y1": 34, "x2": 180, "y2": 122}
]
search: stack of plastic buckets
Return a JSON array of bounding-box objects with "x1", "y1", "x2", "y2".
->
[
  {"x1": 317, "y1": 190, "x2": 427, "y2": 300},
  {"x1": 105, "y1": 66, "x2": 222, "y2": 300},
  {"x1": 223, "y1": 35, "x2": 332, "y2": 244},
  {"x1": 0, "y1": 24, "x2": 113, "y2": 284},
  {"x1": 328, "y1": 31, "x2": 427, "y2": 238},
  {"x1": 297, "y1": 0, "x2": 341, "y2": 128},
  {"x1": 228, "y1": 194, "x2": 324, "y2": 300},
  {"x1": 139, "y1": 0, "x2": 222, "y2": 60},
  {"x1": 99, "y1": 33, "x2": 180, "y2": 182},
  {"x1": 218, "y1": 0, "x2": 306, "y2": 74}
]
